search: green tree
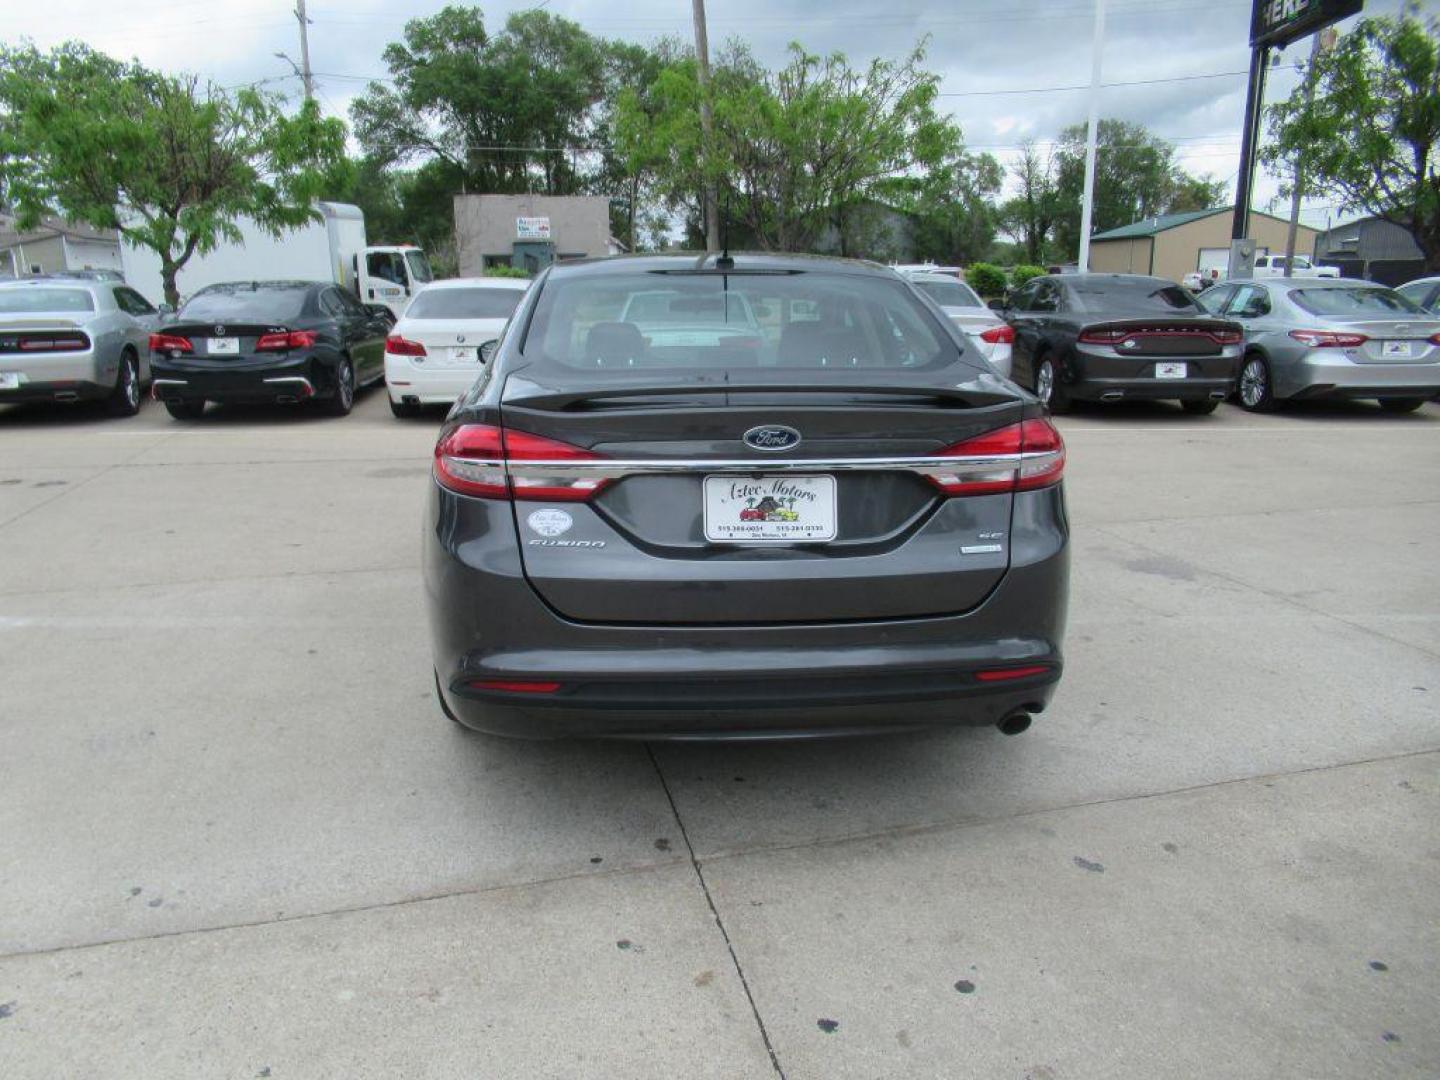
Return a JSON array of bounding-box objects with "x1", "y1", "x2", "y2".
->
[
  {"x1": 1051, "y1": 119, "x2": 1225, "y2": 258},
  {"x1": 351, "y1": 6, "x2": 608, "y2": 197},
  {"x1": 998, "y1": 141, "x2": 1061, "y2": 264},
  {"x1": 0, "y1": 43, "x2": 347, "y2": 307},
  {"x1": 617, "y1": 40, "x2": 967, "y2": 254},
  {"x1": 904, "y1": 151, "x2": 1004, "y2": 266},
  {"x1": 1264, "y1": 7, "x2": 1440, "y2": 271},
  {"x1": 965, "y1": 262, "x2": 1007, "y2": 300}
]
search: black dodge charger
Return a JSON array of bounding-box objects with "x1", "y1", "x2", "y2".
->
[
  {"x1": 150, "y1": 281, "x2": 391, "y2": 419},
  {"x1": 426, "y1": 252, "x2": 1070, "y2": 741},
  {"x1": 1000, "y1": 273, "x2": 1244, "y2": 414}
]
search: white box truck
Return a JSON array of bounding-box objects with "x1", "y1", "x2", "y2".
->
[{"x1": 119, "y1": 202, "x2": 433, "y2": 317}]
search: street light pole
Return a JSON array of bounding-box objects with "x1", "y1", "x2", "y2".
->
[
  {"x1": 1077, "y1": 0, "x2": 1108, "y2": 272},
  {"x1": 294, "y1": 0, "x2": 315, "y2": 103},
  {"x1": 691, "y1": 0, "x2": 719, "y2": 253}
]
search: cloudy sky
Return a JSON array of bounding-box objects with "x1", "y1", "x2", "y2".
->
[{"x1": 2, "y1": 0, "x2": 1409, "y2": 232}]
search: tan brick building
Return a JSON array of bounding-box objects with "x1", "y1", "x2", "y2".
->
[{"x1": 1088, "y1": 208, "x2": 1320, "y2": 283}]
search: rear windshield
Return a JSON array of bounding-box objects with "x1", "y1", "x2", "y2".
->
[
  {"x1": 0, "y1": 288, "x2": 94, "y2": 313},
  {"x1": 180, "y1": 287, "x2": 309, "y2": 322},
  {"x1": 522, "y1": 271, "x2": 959, "y2": 372},
  {"x1": 1290, "y1": 287, "x2": 1423, "y2": 318},
  {"x1": 1068, "y1": 280, "x2": 1199, "y2": 315},
  {"x1": 406, "y1": 287, "x2": 524, "y2": 320},
  {"x1": 912, "y1": 279, "x2": 983, "y2": 308}
]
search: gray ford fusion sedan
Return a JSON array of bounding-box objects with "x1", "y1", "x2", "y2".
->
[{"x1": 424, "y1": 253, "x2": 1069, "y2": 740}]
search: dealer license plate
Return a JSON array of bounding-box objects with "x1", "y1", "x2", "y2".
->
[
  {"x1": 1155, "y1": 362, "x2": 1187, "y2": 379},
  {"x1": 1382, "y1": 341, "x2": 1414, "y2": 359},
  {"x1": 0, "y1": 372, "x2": 20, "y2": 390},
  {"x1": 703, "y1": 475, "x2": 837, "y2": 543},
  {"x1": 207, "y1": 337, "x2": 239, "y2": 355}
]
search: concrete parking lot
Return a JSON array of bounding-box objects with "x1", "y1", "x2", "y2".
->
[{"x1": 1, "y1": 390, "x2": 1437, "y2": 1079}]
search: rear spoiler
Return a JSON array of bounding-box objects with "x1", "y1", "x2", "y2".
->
[{"x1": 504, "y1": 377, "x2": 1014, "y2": 412}]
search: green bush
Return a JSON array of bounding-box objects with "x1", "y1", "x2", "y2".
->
[
  {"x1": 964, "y1": 262, "x2": 1007, "y2": 300},
  {"x1": 484, "y1": 265, "x2": 532, "y2": 279},
  {"x1": 1010, "y1": 264, "x2": 1045, "y2": 288}
]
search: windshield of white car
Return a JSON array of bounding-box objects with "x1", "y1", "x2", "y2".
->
[
  {"x1": 912, "y1": 279, "x2": 984, "y2": 308},
  {"x1": 522, "y1": 271, "x2": 959, "y2": 372},
  {"x1": 0, "y1": 288, "x2": 95, "y2": 313},
  {"x1": 407, "y1": 288, "x2": 523, "y2": 319},
  {"x1": 406, "y1": 252, "x2": 435, "y2": 284},
  {"x1": 1290, "y1": 287, "x2": 1423, "y2": 318}
]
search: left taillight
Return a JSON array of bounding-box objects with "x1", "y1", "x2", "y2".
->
[
  {"x1": 149, "y1": 333, "x2": 192, "y2": 354},
  {"x1": 255, "y1": 330, "x2": 318, "y2": 352},
  {"x1": 433, "y1": 423, "x2": 609, "y2": 501},
  {"x1": 925, "y1": 418, "x2": 1065, "y2": 497},
  {"x1": 978, "y1": 324, "x2": 1014, "y2": 344}
]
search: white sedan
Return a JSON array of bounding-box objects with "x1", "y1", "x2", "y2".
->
[
  {"x1": 384, "y1": 277, "x2": 529, "y2": 417},
  {"x1": 904, "y1": 272, "x2": 1013, "y2": 377}
]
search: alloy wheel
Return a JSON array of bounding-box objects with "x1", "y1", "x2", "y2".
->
[
  {"x1": 1036, "y1": 360, "x2": 1054, "y2": 405},
  {"x1": 1239, "y1": 358, "x2": 1267, "y2": 408}
]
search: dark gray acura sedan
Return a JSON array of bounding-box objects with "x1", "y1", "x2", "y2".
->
[{"x1": 424, "y1": 254, "x2": 1069, "y2": 740}]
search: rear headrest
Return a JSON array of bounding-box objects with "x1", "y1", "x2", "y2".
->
[{"x1": 584, "y1": 321, "x2": 646, "y2": 366}]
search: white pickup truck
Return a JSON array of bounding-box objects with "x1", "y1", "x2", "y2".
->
[{"x1": 1250, "y1": 254, "x2": 1340, "y2": 278}]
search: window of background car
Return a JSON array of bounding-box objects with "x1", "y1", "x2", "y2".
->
[
  {"x1": 180, "y1": 286, "x2": 309, "y2": 322},
  {"x1": 1028, "y1": 281, "x2": 1060, "y2": 312},
  {"x1": 1067, "y1": 280, "x2": 1199, "y2": 314},
  {"x1": 912, "y1": 279, "x2": 984, "y2": 308},
  {"x1": 113, "y1": 287, "x2": 156, "y2": 316},
  {"x1": 1228, "y1": 285, "x2": 1271, "y2": 319},
  {"x1": 1195, "y1": 286, "x2": 1236, "y2": 315},
  {"x1": 1290, "y1": 287, "x2": 1423, "y2": 318},
  {"x1": 406, "y1": 251, "x2": 435, "y2": 285},
  {"x1": 0, "y1": 288, "x2": 95, "y2": 313},
  {"x1": 407, "y1": 287, "x2": 525, "y2": 320},
  {"x1": 521, "y1": 272, "x2": 959, "y2": 372}
]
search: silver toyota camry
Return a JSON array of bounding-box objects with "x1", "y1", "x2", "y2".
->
[
  {"x1": 0, "y1": 278, "x2": 159, "y2": 416},
  {"x1": 1196, "y1": 277, "x2": 1440, "y2": 413}
]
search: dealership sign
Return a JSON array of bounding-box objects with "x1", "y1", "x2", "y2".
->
[
  {"x1": 516, "y1": 216, "x2": 551, "y2": 240},
  {"x1": 1250, "y1": 0, "x2": 1361, "y2": 48}
]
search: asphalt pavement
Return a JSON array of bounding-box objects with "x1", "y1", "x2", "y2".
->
[{"x1": 1, "y1": 390, "x2": 1437, "y2": 1079}]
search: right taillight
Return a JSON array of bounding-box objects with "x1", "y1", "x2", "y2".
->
[
  {"x1": 433, "y1": 424, "x2": 609, "y2": 501},
  {"x1": 149, "y1": 332, "x2": 193, "y2": 354},
  {"x1": 926, "y1": 418, "x2": 1065, "y2": 496},
  {"x1": 386, "y1": 334, "x2": 427, "y2": 357},
  {"x1": 1289, "y1": 329, "x2": 1368, "y2": 348},
  {"x1": 978, "y1": 324, "x2": 1014, "y2": 344}
]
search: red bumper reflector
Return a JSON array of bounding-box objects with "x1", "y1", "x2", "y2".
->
[
  {"x1": 469, "y1": 679, "x2": 562, "y2": 694},
  {"x1": 975, "y1": 665, "x2": 1052, "y2": 682}
]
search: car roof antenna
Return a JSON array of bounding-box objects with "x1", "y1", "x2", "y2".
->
[{"x1": 715, "y1": 190, "x2": 734, "y2": 271}]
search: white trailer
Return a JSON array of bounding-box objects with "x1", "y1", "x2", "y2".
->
[{"x1": 119, "y1": 202, "x2": 433, "y2": 317}]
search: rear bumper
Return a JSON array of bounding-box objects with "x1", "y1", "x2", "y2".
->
[
  {"x1": 425, "y1": 484, "x2": 1069, "y2": 740},
  {"x1": 0, "y1": 351, "x2": 108, "y2": 401},
  {"x1": 384, "y1": 355, "x2": 479, "y2": 405},
  {"x1": 1066, "y1": 344, "x2": 1240, "y2": 401},
  {"x1": 1283, "y1": 353, "x2": 1440, "y2": 400},
  {"x1": 151, "y1": 353, "x2": 338, "y2": 403}
]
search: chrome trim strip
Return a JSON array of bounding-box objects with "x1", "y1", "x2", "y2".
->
[
  {"x1": 499, "y1": 454, "x2": 1045, "y2": 477},
  {"x1": 151, "y1": 378, "x2": 189, "y2": 387},
  {"x1": 263, "y1": 376, "x2": 315, "y2": 392}
]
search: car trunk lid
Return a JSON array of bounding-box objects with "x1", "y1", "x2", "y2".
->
[{"x1": 499, "y1": 372, "x2": 1029, "y2": 625}]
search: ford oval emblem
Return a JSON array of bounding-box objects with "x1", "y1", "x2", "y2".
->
[{"x1": 743, "y1": 425, "x2": 802, "y2": 452}]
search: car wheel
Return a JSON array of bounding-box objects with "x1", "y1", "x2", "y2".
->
[
  {"x1": 105, "y1": 351, "x2": 141, "y2": 417},
  {"x1": 323, "y1": 357, "x2": 355, "y2": 417},
  {"x1": 1236, "y1": 354, "x2": 1276, "y2": 412},
  {"x1": 389, "y1": 396, "x2": 421, "y2": 419},
  {"x1": 1034, "y1": 356, "x2": 1070, "y2": 414},
  {"x1": 1180, "y1": 399, "x2": 1218, "y2": 415},
  {"x1": 164, "y1": 400, "x2": 206, "y2": 420}
]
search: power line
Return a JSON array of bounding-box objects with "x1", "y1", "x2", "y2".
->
[{"x1": 938, "y1": 67, "x2": 1298, "y2": 97}]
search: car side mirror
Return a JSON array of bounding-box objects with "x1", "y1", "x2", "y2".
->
[{"x1": 478, "y1": 339, "x2": 499, "y2": 364}]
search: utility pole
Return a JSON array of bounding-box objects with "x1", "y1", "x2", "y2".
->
[
  {"x1": 1283, "y1": 28, "x2": 1333, "y2": 278},
  {"x1": 294, "y1": 0, "x2": 315, "y2": 103},
  {"x1": 1076, "y1": 0, "x2": 1107, "y2": 272},
  {"x1": 691, "y1": 0, "x2": 719, "y2": 252}
]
